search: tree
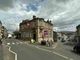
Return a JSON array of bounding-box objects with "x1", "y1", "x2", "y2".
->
[{"x1": 13, "y1": 31, "x2": 21, "y2": 39}]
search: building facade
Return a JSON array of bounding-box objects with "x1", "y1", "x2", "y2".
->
[
  {"x1": 0, "y1": 21, "x2": 8, "y2": 39},
  {"x1": 57, "y1": 32, "x2": 67, "y2": 40},
  {"x1": 0, "y1": 21, "x2": 3, "y2": 39},
  {"x1": 3, "y1": 26, "x2": 8, "y2": 38},
  {"x1": 19, "y1": 16, "x2": 53, "y2": 43},
  {"x1": 57, "y1": 31, "x2": 76, "y2": 40},
  {"x1": 53, "y1": 31, "x2": 57, "y2": 42},
  {"x1": 76, "y1": 24, "x2": 80, "y2": 42}
]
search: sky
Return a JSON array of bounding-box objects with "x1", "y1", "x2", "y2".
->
[{"x1": 0, "y1": 0, "x2": 80, "y2": 32}]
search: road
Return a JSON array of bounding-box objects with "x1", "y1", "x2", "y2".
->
[
  {"x1": 35, "y1": 41, "x2": 80, "y2": 60},
  {"x1": 2, "y1": 38, "x2": 80, "y2": 60}
]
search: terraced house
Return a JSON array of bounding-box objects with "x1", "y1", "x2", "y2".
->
[
  {"x1": 76, "y1": 24, "x2": 80, "y2": 42},
  {"x1": 0, "y1": 21, "x2": 8, "y2": 39},
  {"x1": 19, "y1": 16, "x2": 53, "y2": 43}
]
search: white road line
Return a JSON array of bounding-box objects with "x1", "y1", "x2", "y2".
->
[
  {"x1": 36, "y1": 46, "x2": 73, "y2": 60},
  {"x1": 12, "y1": 42, "x2": 15, "y2": 45},
  {"x1": 36, "y1": 46, "x2": 51, "y2": 52},
  {"x1": 7, "y1": 43, "x2": 10, "y2": 45},
  {"x1": 27, "y1": 44, "x2": 74, "y2": 60},
  {"x1": 8, "y1": 46, "x2": 17, "y2": 60},
  {"x1": 52, "y1": 51, "x2": 69, "y2": 59},
  {"x1": 70, "y1": 58, "x2": 74, "y2": 60}
]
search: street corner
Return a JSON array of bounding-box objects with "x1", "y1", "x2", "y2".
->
[
  {"x1": 2, "y1": 45, "x2": 16, "y2": 60},
  {"x1": 52, "y1": 42, "x2": 58, "y2": 49}
]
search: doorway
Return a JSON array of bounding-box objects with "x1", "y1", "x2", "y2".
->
[{"x1": 33, "y1": 34, "x2": 36, "y2": 41}]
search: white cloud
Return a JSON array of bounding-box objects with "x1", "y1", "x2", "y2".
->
[
  {"x1": 0, "y1": 0, "x2": 80, "y2": 32},
  {"x1": 37, "y1": 0, "x2": 80, "y2": 31}
]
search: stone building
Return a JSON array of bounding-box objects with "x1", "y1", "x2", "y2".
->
[
  {"x1": 19, "y1": 16, "x2": 53, "y2": 43},
  {"x1": 76, "y1": 24, "x2": 80, "y2": 42},
  {"x1": 0, "y1": 21, "x2": 8, "y2": 39},
  {"x1": 2, "y1": 26, "x2": 8, "y2": 38},
  {"x1": 53, "y1": 31, "x2": 57, "y2": 42},
  {"x1": 0, "y1": 21, "x2": 3, "y2": 39}
]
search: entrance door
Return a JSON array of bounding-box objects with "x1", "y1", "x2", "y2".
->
[{"x1": 33, "y1": 34, "x2": 36, "y2": 41}]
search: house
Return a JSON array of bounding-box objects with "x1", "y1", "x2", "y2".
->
[
  {"x1": 19, "y1": 16, "x2": 53, "y2": 43},
  {"x1": 0, "y1": 21, "x2": 2, "y2": 39},
  {"x1": 53, "y1": 31, "x2": 57, "y2": 42},
  {"x1": 57, "y1": 31, "x2": 76, "y2": 42},
  {"x1": 2, "y1": 26, "x2": 8, "y2": 38},
  {"x1": 57, "y1": 32, "x2": 68, "y2": 41},
  {"x1": 0, "y1": 21, "x2": 8, "y2": 39},
  {"x1": 76, "y1": 24, "x2": 80, "y2": 42}
]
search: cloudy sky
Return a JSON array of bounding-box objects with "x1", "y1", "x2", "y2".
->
[{"x1": 0, "y1": 0, "x2": 80, "y2": 32}]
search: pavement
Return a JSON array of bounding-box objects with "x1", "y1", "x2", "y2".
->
[
  {"x1": 0, "y1": 39, "x2": 15, "y2": 60},
  {"x1": 0, "y1": 45, "x2": 4, "y2": 60}
]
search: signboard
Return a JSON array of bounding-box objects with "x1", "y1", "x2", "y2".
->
[{"x1": 44, "y1": 30, "x2": 48, "y2": 36}]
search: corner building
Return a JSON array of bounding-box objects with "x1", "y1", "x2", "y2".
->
[{"x1": 19, "y1": 16, "x2": 53, "y2": 43}]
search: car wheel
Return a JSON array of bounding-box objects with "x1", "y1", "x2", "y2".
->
[
  {"x1": 73, "y1": 47, "x2": 77, "y2": 52},
  {"x1": 74, "y1": 48, "x2": 77, "y2": 52}
]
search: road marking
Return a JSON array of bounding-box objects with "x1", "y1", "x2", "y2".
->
[
  {"x1": 36, "y1": 46, "x2": 73, "y2": 60},
  {"x1": 36, "y1": 46, "x2": 52, "y2": 52},
  {"x1": 12, "y1": 42, "x2": 15, "y2": 45},
  {"x1": 8, "y1": 46, "x2": 17, "y2": 60},
  {"x1": 27, "y1": 44, "x2": 74, "y2": 60},
  {"x1": 7, "y1": 43, "x2": 10, "y2": 45},
  {"x1": 16, "y1": 42, "x2": 19, "y2": 44},
  {"x1": 20, "y1": 42, "x2": 23, "y2": 44},
  {"x1": 70, "y1": 58, "x2": 74, "y2": 60},
  {"x1": 52, "y1": 51, "x2": 69, "y2": 59},
  {"x1": 24, "y1": 42, "x2": 27, "y2": 44},
  {"x1": 52, "y1": 43, "x2": 58, "y2": 49}
]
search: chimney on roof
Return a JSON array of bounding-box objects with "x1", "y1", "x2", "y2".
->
[
  {"x1": 33, "y1": 15, "x2": 36, "y2": 19},
  {"x1": 50, "y1": 20, "x2": 51, "y2": 22}
]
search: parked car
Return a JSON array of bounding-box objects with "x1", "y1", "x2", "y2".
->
[
  {"x1": 41, "y1": 40, "x2": 46, "y2": 45},
  {"x1": 61, "y1": 39, "x2": 65, "y2": 42},
  {"x1": 73, "y1": 42, "x2": 80, "y2": 53}
]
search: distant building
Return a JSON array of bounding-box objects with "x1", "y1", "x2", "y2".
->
[
  {"x1": 57, "y1": 31, "x2": 76, "y2": 42},
  {"x1": 8, "y1": 33, "x2": 12, "y2": 38},
  {"x1": 0, "y1": 21, "x2": 2, "y2": 39},
  {"x1": 53, "y1": 31, "x2": 57, "y2": 42},
  {"x1": 57, "y1": 32, "x2": 68, "y2": 41},
  {"x1": 76, "y1": 24, "x2": 80, "y2": 42},
  {"x1": 19, "y1": 16, "x2": 53, "y2": 43}
]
